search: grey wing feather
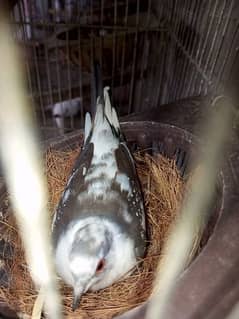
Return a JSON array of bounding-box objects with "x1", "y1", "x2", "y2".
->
[
  {"x1": 115, "y1": 142, "x2": 146, "y2": 257},
  {"x1": 52, "y1": 142, "x2": 94, "y2": 247},
  {"x1": 115, "y1": 142, "x2": 140, "y2": 186}
]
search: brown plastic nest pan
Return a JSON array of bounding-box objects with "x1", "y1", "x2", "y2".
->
[{"x1": 0, "y1": 121, "x2": 224, "y2": 319}]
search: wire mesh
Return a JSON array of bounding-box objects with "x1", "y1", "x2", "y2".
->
[{"x1": 9, "y1": 0, "x2": 238, "y2": 135}]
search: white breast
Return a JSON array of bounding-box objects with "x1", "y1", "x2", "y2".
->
[{"x1": 54, "y1": 217, "x2": 137, "y2": 290}]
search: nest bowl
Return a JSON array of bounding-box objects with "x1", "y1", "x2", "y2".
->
[{"x1": 0, "y1": 122, "x2": 223, "y2": 319}]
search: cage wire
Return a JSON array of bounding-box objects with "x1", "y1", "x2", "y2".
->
[
  {"x1": 0, "y1": 7, "x2": 62, "y2": 319},
  {"x1": 9, "y1": 0, "x2": 238, "y2": 137}
]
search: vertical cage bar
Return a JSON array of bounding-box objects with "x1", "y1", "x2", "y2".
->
[
  {"x1": 190, "y1": 0, "x2": 215, "y2": 95},
  {"x1": 120, "y1": 0, "x2": 129, "y2": 96},
  {"x1": 158, "y1": 0, "x2": 179, "y2": 105},
  {"x1": 136, "y1": 0, "x2": 152, "y2": 111},
  {"x1": 163, "y1": 0, "x2": 178, "y2": 102},
  {"x1": 18, "y1": 0, "x2": 36, "y2": 119},
  {"x1": 165, "y1": 0, "x2": 182, "y2": 101},
  {"x1": 174, "y1": 0, "x2": 195, "y2": 100},
  {"x1": 137, "y1": 0, "x2": 151, "y2": 112},
  {"x1": 151, "y1": 0, "x2": 171, "y2": 107},
  {"x1": 90, "y1": 0, "x2": 94, "y2": 112},
  {"x1": 0, "y1": 10, "x2": 62, "y2": 319},
  {"x1": 100, "y1": 0, "x2": 104, "y2": 80},
  {"x1": 186, "y1": 0, "x2": 213, "y2": 96},
  {"x1": 194, "y1": 0, "x2": 220, "y2": 93},
  {"x1": 185, "y1": 0, "x2": 210, "y2": 97},
  {"x1": 22, "y1": 0, "x2": 31, "y2": 39},
  {"x1": 225, "y1": 38, "x2": 239, "y2": 93},
  {"x1": 29, "y1": 3, "x2": 46, "y2": 125},
  {"x1": 166, "y1": 0, "x2": 183, "y2": 102},
  {"x1": 170, "y1": 0, "x2": 187, "y2": 100},
  {"x1": 198, "y1": 0, "x2": 228, "y2": 94},
  {"x1": 111, "y1": 0, "x2": 117, "y2": 97},
  {"x1": 128, "y1": 0, "x2": 140, "y2": 114},
  {"x1": 150, "y1": 30, "x2": 162, "y2": 108},
  {"x1": 54, "y1": 22, "x2": 63, "y2": 105},
  {"x1": 209, "y1": 0, "x2": 235, "y2": 93},
  {"x1": 66, "y1": 19, "x2": 73, "y2": 129},
  {"x1": 77, "y1": 1, "x2": 84, "y2": 128},
  {"x1": 160, "y1": 0, "x2": 181, "y2": 104},
  {"x1": 155, "y1": 35, "x2": 167, "y2": 107},
  {"x1": 216, "y1": 25, "x2": 238, "y2": 92},
  {"x1": 175, "y1": 0, "x2": 201, "y2": 100},
  {"x1": 43, "y1": 18, "x2": 54, "y2": 111},
  {"x1": 165, "y1": 0, "x2": 179, "y2": 102}
]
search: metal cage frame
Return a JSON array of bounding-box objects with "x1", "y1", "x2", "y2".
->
[{"x1": 8, "y1": 0, "x2": 238, "y2": 136}]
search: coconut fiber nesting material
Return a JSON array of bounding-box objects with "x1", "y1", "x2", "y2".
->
[{"x1": 0, "y1": 147, "x2": 189, "y2": 319}]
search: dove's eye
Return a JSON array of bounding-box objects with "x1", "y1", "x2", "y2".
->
[{"x1": 96, "y1": 259, "x2": 105, "y2": 273}]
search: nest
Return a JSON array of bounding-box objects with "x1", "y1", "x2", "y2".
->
[{"x1": 0, "y1": 146, "x2": 199, "y2": 319}]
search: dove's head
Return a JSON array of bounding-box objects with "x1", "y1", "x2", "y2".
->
[
  {"x1": 69, "y1": 222, "x2": 112, "y2": 311},
  {"x1": 54, "y1": 218, "x2": 138, "y2": 310}
]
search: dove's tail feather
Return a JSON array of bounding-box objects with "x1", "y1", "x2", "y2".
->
[
  {"x1": 102, "y1": 87, "x2": 120, "y2": 134},
  {"x1": 85, "y1": 58, "x2": 122, "y2": 145},
  {"x1": 85, "y1": 86, "x2": 120, "y2": 136},
  {"x1": 84, "y1": 112, "x2": 92, "y2": 144}
]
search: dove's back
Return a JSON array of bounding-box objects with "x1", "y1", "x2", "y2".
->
[{"x1": 52, "y1": 87, "x2": 146, "y2": 258}]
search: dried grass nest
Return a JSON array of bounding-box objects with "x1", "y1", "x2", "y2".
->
[{"x1": 0, "y1": 146, "x2": 200, "y2": 319}]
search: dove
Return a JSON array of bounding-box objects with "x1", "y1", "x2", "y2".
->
[{"x1": 52, "y1": 87, "x2": 146, "y2": 310}]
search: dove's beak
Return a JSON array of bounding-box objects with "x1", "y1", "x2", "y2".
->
[
  {"x1": 72, "y1": 293, "x2": 82, "y2": 311},
  {"x1": 72, "y1": 285, "x2": 85, "y2": 311}
]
